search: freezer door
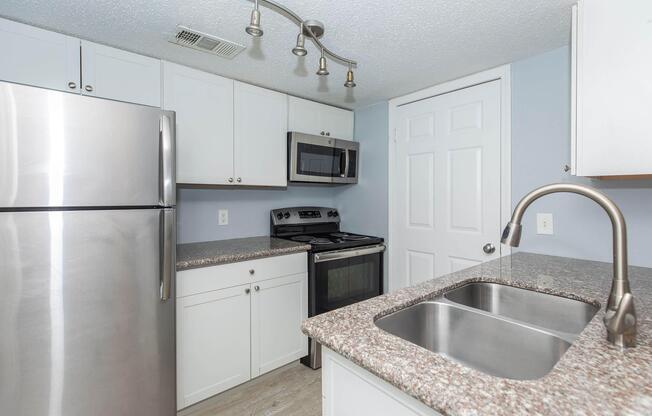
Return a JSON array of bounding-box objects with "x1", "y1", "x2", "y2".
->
[
  {"x1": 0, "y1": 209, "x2": 176, "y2": 416},
  {"x1": 0, "y1": 81, "x2": 176, "y2": 208}
]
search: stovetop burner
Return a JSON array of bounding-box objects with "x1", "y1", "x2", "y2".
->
[
  {"x1": 331, "y1": 232, "x2": 371, "y2": 241},
  {"x1": 291, "y1": 235, "x2": 334, "y2": 245}
]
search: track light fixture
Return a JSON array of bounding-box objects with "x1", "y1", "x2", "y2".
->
[
  {"x1": 244, "y1": 0, "x2": 357, "y2": 88},
  {"x1": 292, "y1": 23, "x2": 308, "y2": 56},
  {"x1": 245, "y1": 0, "x2": 263, "y2": 37}
]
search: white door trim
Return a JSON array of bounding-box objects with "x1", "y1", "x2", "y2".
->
[{"x1": 387, "y1": 65, "x2": 512, "y2": 293}]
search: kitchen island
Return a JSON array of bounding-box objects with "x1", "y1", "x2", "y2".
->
[{"x1": 302, "y1": 253, "x2": 652, "y2": 415}]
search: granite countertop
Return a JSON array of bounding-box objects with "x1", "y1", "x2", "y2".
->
[
  {"x1": 176, "y1": 236, "x2": 310, "y2": 271},
  {"x1": 302, "y1": 252, "x2": 652, "y2": 415}
]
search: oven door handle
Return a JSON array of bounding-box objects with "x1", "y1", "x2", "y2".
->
[{"x1": 313, "y1": 244, "x2": 385, "y2": 263}]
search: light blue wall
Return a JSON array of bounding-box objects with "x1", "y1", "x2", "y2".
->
[
  {"x1": 334, "y1": 102, "x2": 390, "y2": 289},
  {"x1": 512, "y1": 46, "x2": 652, "y2": 267},
  {"x1": 177, "y1": 185, "x2": 337, "y2": 243}
]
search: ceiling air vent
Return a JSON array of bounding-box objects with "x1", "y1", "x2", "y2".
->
[{"x1": 169, "y1": 26, "x2": 245, "y2": 59}]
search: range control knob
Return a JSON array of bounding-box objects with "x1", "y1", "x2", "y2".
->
[
  {"x1": 276, "y1": 212, "x2": 284, "y2": 220},
  {"x1": 283, "y1": 212, "x2": 291, "y2": 219},
  {"x1": 327, "y1": 211, "x2": 334, "y2": 217},
  {"x1": 332, "y1": 211, "x2": 339, "y2": 217}
]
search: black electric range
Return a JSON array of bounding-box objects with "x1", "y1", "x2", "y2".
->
[{"x1": 270, "y1": 207, "x2": 385, "y2": 369}]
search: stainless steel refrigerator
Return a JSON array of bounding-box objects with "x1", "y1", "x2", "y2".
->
[{"x1": 0, "y1": 81, "x2": 176, "y2": 415}]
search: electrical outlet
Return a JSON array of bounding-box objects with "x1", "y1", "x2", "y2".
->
[
  {"x1": 218, "y1": 209, "x2": 229, "y2": 226},
  {"x1": 537, "y1": 213, "x2": 553, "y2": 235}
]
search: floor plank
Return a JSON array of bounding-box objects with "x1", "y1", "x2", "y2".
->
[{"x1": 178, "y1": 361, "x2": 321, "y2": 416}]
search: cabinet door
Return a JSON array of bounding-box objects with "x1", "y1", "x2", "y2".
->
[
  {"x1": 288, "y1": 96, "x2": 324, "y2": 136},
  {"x1": 177, "y1": 284, "x2": 251, "y2": 409},
  {"x1": 573, "y1": 0, "x2": 652, "y2": 176},
  {"x1": 163, "y1": 62, "x2": 234, "y2": 185},
  {"x1": 288, "y1": 96, "x2": 354, "y2": 139},
  {"x1": 80, "y1": 40, "x2": 161, "y2": 107},
  {"x1": 234, "y1": 81, "x2": 288, "y2": 187},
  {"x1": 0, "y1": 17, "x2": 79, "y2": 93},
  {"x1": 321, "y1": 104, "x2": 354, "y2": 140},
  {"x1": 250, "y1": 273, "x2": 308, "y2": 377}
]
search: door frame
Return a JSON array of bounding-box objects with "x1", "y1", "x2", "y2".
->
[{"x1": 387, "y1": 65, "x2": 512, "y2": 292}]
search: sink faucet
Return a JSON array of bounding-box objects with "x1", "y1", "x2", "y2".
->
[{"x1": 501, "y1": 183, "x2": 636, "y2": 348}]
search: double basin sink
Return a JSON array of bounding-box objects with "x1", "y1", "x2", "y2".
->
[{"x1": 375, "y1": 282, "x2": 599, "y2": 380}]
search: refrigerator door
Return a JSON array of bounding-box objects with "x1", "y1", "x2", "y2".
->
[
  {"x1": 0, "y1": 81, "x2": 176, "y2": 208},
  {"x1": 0, "y1": 208, "x2": 176, "y2": 416}
]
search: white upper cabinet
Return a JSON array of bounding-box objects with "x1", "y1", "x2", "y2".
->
[
  {"x1": 572, "y1": 0, "x2": 652, "y2": 177},
  {"x1": 234, "y1": 82, "x2": 288, "y2": 187},
  {"x1": 288, "y1": 96, "x2": 354, "y2": 139},
  {"x1": 81, "y1": 40, "x2": 161, "y2": 107},
  {"x1": 0, "y1": 17, "x2": 79, "y2": 93},
  {"x1": 163, "y1": 62, "x2": 234, "y2": 185}
]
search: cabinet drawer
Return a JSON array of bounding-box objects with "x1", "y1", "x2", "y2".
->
[{"x1": 177, "y1": 252, "x2": 307, "y2": 297}]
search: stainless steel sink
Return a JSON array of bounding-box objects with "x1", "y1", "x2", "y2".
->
[
  {"x1": 444, "y1": 282, "x2": 599, "y2": 335},
  {"x1": 375, "y1": 282, "x2": 599, "y2": 380}
]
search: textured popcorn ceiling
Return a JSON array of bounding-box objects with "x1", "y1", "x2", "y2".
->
[{"x1": 0, "y1": 0, "x2": 575, "y2": 109}]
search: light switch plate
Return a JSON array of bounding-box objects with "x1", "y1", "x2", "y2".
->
[
  {"x1": 537, "y1": 213, "x2": 553, "y2": 235},
  {"x1": 218, "y1": 209, "x2": 229, "y2": 226}
]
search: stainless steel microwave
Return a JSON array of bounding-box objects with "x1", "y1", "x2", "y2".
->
[{"x1": 288, "y1": 132, "x2": 359, "y2": 184}]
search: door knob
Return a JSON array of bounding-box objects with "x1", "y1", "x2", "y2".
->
[
  {"x1": 483, "y1": 243, "x2": 496, "y2": 254},
  {"x1": 245, "y1": 288, "x2": 251, "y2": 294},
  {"x1": 237, "y1": 177, "x2": 242, "y2": 183},
  {"x1": 254, "y1": 285, "x2": 260, "y2": 292},
  {"x1": 68, "y1": 81, "x2": 77, "y2": 89},
  {"x1": 228, "y1": 177, "x2": 234, "y2": 183},
  {"x1": 84, "y1": 85, "x2": 93, "y2": 92}
]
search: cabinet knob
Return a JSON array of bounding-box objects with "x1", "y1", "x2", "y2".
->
[
  {"x1": 249, "y1": 269, "x2": 255, "y2": 275},
  {"x1": 68, "y1": 81, "x2": 77, "y2": 89},
  {"x1": 245, "y1": 288, "x2": 251, "y2": 294},
  {"x1": 228, "y1": 177, "x2": 234, "y2": 183},
  {"x1": 237, "y1": 177, "x2": 242, "y2": 183},
  {"x1": 84, "y1": 85, "x2": 93, "y2": 92},
  {"x1": 320, "y1": 131, "x2": 325, "y2": 136},
  {"x1": 326, "y1": 132, "x2": 330, "y2": 136},
  {"x1": 254, "y1": 285, "x2": 260, "y2": 292}
]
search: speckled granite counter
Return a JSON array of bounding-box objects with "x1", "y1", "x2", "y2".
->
[
  {"x1": 176, "y1": 236, "x2": 310, "y2": 271},
  {"x1": 302, "y1": 252, "x2": 652, "y2": 415}
]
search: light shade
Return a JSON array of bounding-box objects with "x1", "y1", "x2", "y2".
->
[
  {"x1": 344, "y1": 68, "x2": 356, "y2": 88},
  {"x1": 246, "y1": 8, "x2": 263, "y2": 37},
  {"x1": 316, "y1": 50, "x2": 329, "y2": 76},
  {"x1": 292, "y1": 33, "x2": 307, "y2": 56}
]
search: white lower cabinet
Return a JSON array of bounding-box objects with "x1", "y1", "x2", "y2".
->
[
  {"x1": 322, "y1": 347, "x2": 441, "y2": 416},
  {"x1": 251, "y1": 273, "x2": 308, "y2": 377},
  {"x1": 176, "y1": 253, "x2": 308, "y2": 410},
  {"x1": 177, "y1": 285, "x2": 251, "y2": 407}
]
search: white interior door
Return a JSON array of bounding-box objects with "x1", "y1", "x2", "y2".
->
[{"x1": 392, "y1": 80, "x2": 502, "y2": 289}]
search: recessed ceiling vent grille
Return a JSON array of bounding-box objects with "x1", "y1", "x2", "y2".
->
[{"x1": 169, "y1": 26, "x2": 245, "y2": 59}]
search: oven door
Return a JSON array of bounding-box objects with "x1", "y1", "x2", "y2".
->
[
  {"x1": 288, "y1": 132, "x2": 359, "y2": 184},
  {"x1": 309, "y1": 244, "x2": 385, "y2": 316}
]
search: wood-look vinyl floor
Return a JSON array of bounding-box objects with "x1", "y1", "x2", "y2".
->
[{"x1": 178, "y1": 361, "x2": 322, "y2": 416}]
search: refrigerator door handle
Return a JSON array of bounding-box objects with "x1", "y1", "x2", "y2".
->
[
  {"x1": 159, "y1": 114, "x2": 176, "y2": 207},
  {"x1": 160, "y1": 209, "x2": 175, "y2": 302}
]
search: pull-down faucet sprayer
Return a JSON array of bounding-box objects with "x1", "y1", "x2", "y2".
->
[{"x1": 501, "y1": 183, "x2": 636, "y2": 348}]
